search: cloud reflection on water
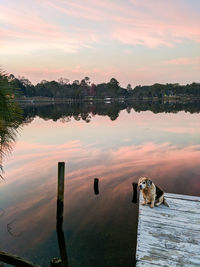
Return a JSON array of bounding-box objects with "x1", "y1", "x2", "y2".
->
[
  {"x1": 0, "y1": 110, "x2": 200, "y2": 265},
  {"x1": 1, "y1": 141, "x2": 200, "y2": 246}
]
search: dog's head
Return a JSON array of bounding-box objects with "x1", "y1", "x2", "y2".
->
[{"x1": 138, "y1": 177, "x2": 152, "y2": 190}]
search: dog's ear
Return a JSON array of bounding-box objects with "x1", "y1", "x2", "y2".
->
[{"x1": 147, "y1": 179, "x2": 152, "y2": 187}]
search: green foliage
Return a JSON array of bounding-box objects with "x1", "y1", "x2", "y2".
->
[
  {"x1": 4, "y1": 73, "x2": 200, "y2": 100},
  {"x1": 126, "y1": 84, "x2": 132, "y2": 91},
  {"x1": 0, "y1": 71, "x2": 23, "y2": 178},
  {"x1": 132, "y1": 83, "x2": 200, "y2": 99}
]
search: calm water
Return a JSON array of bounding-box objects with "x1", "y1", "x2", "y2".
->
[{"x1": 0, "y1": 102, "x2": 200, "y2": 266}]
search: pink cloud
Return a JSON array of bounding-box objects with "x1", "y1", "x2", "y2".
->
[
  {"x1": 111, "y1": 27, "x2": 174, "y2": 48},
  {"x1": 111, "y1": 2, "x2": 200, "y2": 48},
  {"x1": 43, "y1": 0, "x2": 103, "y2": 22},
  {"x1": 0, "y1": 4, "x2": 98, "y2": 54},
  {"x1": 0, "y1": 6, "x2": 58, "y2": 35},
  {"x1": 163, "y1": 127, "x2": 200, "y2": 134},
  {"x1": 47, "y1": 0, "x2": 200, "y2": 47},
  {"x1": 166, "y1": 57, "x2": 200, "y2": 65}
]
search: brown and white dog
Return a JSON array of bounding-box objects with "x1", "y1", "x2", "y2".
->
[{"x1": 138, "y1": 177, "x2": 169, "y2": 208}]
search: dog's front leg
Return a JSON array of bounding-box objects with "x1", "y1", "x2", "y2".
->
[
  {"x1": 141, "y1": 197, "x2": 147, "y2": 205},
  {"x1": 150, "y1": 197, "x2": 155, "y2": 208},
  {"x1": 141, "y1": 192, "x2": 147, "y2": 205}
]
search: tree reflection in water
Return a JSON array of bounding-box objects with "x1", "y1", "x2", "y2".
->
[{"x1": 21, "y1": 99, "x2": 200, "y2": 126}]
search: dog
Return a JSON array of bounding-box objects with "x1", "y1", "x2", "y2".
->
[{"x1": 138, "y1": 177, "x2": 169, "y2": 208}]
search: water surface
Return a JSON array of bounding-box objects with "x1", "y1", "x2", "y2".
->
[{"x1": 0, "y1": 102, "x2": 200, "y2": 266}]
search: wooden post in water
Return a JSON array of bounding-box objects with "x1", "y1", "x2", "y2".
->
[
  {"x1": 56, "y1": 225, "x2": 69, "y2": 267},
  {"x1": 94, "y1": 178, "x2": 99, "y2": 195},
  {"x1": 56, "y1": 162, "x2": 69, "y2": 267},
  {"x1": 50, "y1": 258, "x2": 62, "y2": 267},
  {"x1": 57, "y1": 162, "x2": 65, "y2": 226},
  {"x1": 132, "y1": 182, "x2": 138, "y2": 203}
]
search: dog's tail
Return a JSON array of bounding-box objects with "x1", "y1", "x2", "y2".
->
[{"x1": 163, "y1": 197, "x2": 169, "y2": 207}]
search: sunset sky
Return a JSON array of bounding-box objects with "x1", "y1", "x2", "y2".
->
[{"x1": 0, "y1": 0, "x2": 200, "y2": 87}]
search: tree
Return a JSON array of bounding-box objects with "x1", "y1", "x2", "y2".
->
[
  {"x1": 84, "y1": 76, "x2": 90, "y2": 85},
  {"x1": 9, "y1": 76, "x2": 27, "y2": 96},
  {"x1": 72, "y1": 80, "x2": 79, "y2": 86},
  {"x1": 107, "y1": 78, "x2": 120, "y2": 98},
  {"x1": 41, "y1": 80, "x2": 48, "y2": 84},
  {"x1": 18, "y1": 76, "x2": 35, "y2": 96},
  {"x1": 58, "y1": 77, "x2": 69, "y2": 85},
  {"x1": 126, "y1": 83, "x2": 132, "y2": 91},
  {"x1": 80, "y1": 79, "x2": 87, "y2": 88},
  {"x1": 89, "y1": 83, "x2": 96, "y2": 96},
  {"x1": 18, "y1": 76, "x2": 32, "y2": 87},
  {"x1": 108, "y1": 78, "x2": 120, "y2": 89},
  {"x1": 0, "y1": 71, "x2": 22, "y2": 179}
]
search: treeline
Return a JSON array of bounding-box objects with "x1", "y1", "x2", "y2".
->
[
  {"x1": 7, "y1": 75, "x2": 128, "y2": 99},
  {"x1": 133, "y1": 83, "x2": 200, "y2": 99},
  {"x1": 4, "y1": 74, "x2": 200, "y2": 99}
]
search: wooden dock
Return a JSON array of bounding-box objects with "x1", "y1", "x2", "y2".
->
[{"x1": 136, "y1": 193, "x2": 200, "y2": 267}]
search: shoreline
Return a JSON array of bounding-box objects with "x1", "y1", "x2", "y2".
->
[{"x1": 16, "y1": 96, "x2": 200, "y2": 104}]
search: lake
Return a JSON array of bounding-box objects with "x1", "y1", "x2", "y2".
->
[{"x1": 0, "y1": 101, "x2": 200, "y2": 266}]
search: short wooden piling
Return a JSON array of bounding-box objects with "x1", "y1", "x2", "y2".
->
[
  {"x1": 94, "y1": 178, "x2": 99, "y2": 195},
  {"x1": 132, "y1": 183, "x2": 138, "y2": 203},
  {"x1": 50, "y1": 258, "x2": 62, "y2": 267}
]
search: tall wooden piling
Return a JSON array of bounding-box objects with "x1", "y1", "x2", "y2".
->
[
  {"x1": 55, "y1": 162, "x2": 69, "y2": 267},
  {"x1": 56, "y1": 226, "x2": 69, "y2": 267},
  {"x1": 57, "y1": 162, "x2": 65, "y2": 225}
]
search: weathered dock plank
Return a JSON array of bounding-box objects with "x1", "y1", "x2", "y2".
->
[{"x1": 136, "y1": 193, "x2": 200, "y2": 267}]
